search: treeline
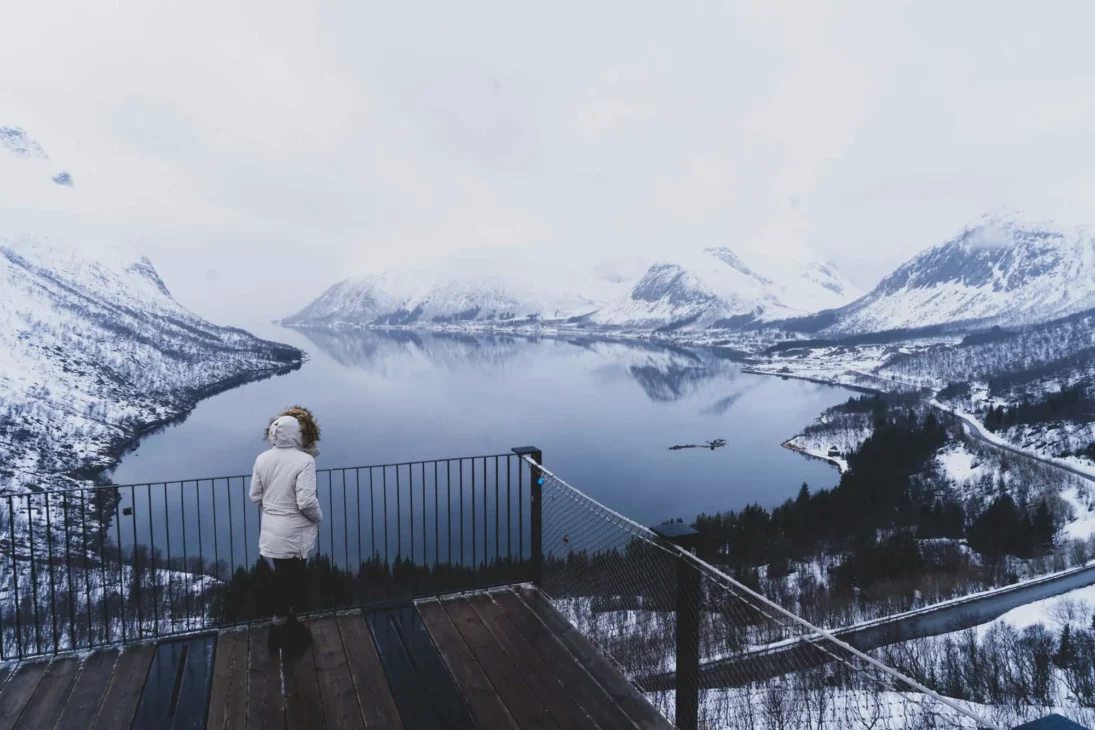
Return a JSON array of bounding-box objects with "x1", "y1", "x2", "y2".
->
[
  {"x1": 692, "y1": 396, "x2": 1065, "y2": 598},
  {"x1": 694, "y1": 402, "x2": 951, "y2": 565},
  {"x1": 983, "y1": 384, "x2": 1095, "y2": 432}
]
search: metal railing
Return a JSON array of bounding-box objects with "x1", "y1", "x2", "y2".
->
[
  {"x1": 527, "y1": 456, "x2": 1001, "y2": 730},
  {"x1": 0, "y1": 448, "x2": 540, "y2": 660}
]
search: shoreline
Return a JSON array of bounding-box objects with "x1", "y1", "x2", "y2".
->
[{"x1": 780, "y1": 439, "x2": 846, "y2": 474}]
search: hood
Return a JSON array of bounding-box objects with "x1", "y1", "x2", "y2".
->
[{"x1": 268, "y1": 415, "x2": 303, "y2": 449}]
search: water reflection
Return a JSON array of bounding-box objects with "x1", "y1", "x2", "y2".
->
[{"x1": 295, "y1": 328, "x2": 749, "y2": 407}]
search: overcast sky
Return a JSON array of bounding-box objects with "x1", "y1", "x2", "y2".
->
[{"x1": 3, "y1": 1, "x2": 1094, "y2": 326}]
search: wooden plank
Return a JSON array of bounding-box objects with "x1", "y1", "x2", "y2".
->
[
  {"x1": 206, "y1": 630, "x2": 249, "y2": 730},
  {"x1": 0, "y1": 666, "x2": 13, "y2": 695},
  {"x1": 442, "y1": 598, "x2": 558, "y2": 730},
  {"x1": 246, "y1": 628, "x2": 286, "y2": 730},
  {"x1": 170, "y1": 636, "x2": 216, "y2": 730},
  {"x1": 335, "y1": 613, "x2": 403, "y2": 730},
  {"x1": 388, "y1": 608, "x2": 475, "y2": 730},
  {"x1": 284, "y1": 619, "x2": 325, "y2": 730},
  {"x1": 90, "y1": 644, "x2": 155, "y2": 730},
  {"x1": 365, "y1": 611, "x2": 441, "y2": 730},
  {"x1": 309, "y1": 618, "x2": 362, "y2": 730},
  {"x1": 517, "y1": 588, "x2": 674, "y2": 730},
  {"x1": 52, "y1": 651, "x2": 119, "y2": 730},
  {"x1": 417, "y1": 601, "x2": 517, "y2": 730},
  {"x1": 0, "y1": 662, "x2": 48, "y2": 730},
  {"x1": 13, "y1": 657, "x2": 80, "y2": 730},
  {"x1": 468, "y1": 593, "x2": 598, "y2": 730},
  {"x1": 493, "y1": 590, "x2": 639, "y2": 730}
]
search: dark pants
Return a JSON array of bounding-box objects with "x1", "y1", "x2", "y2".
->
[{"x1": 271, "y1": 557, "x2": 307, "y2": 619}]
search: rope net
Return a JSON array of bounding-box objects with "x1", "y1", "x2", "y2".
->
[{"x1": 533, "y1": 459, "x2": 997, "y2": 730}]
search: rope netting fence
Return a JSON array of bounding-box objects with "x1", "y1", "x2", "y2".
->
[{"x1": 528, "y1": 457, "x2": 999, "y2": 730}]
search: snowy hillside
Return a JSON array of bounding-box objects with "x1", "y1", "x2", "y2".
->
[
  {"x1": 0, "y1": 235, "x2": 302, "y2": 492},
  {"x1": 818, "y1": 214, "x2": 1095, "y2": 335},
  {"x1": 592, "y1": 247, "x2": 860, "y2": 331},
  {"x1": 1, "y1": 125, "x2": 73, "y2": 186}
]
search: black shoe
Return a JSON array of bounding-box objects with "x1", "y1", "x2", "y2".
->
[
  {"x1": 267, "y1": 623, "x2": 285, "y2": 657},
  {"x1": 283, "y1": 617, "x2": 312, "y2": 660}
]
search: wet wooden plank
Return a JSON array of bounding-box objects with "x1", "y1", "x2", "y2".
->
[
  {"x1": 517, "y1": 588, "x2": 673, "y2": 730},
  {"x1": 336, "y1": 613, "x2": 402, "y2": 730},
  {"x1": 284, "y1": 619, "x2": 325, "y2": 730},
  {"x1": 0, "y1": 661, "x2": 48, "y2": 730},
  {"x1": 469, "y1": 593, "x2": 598, "y2": 729},
  {"x1": 52, "y1": 651, "x2": 119, "y2": 730},
  {"x1": 493, "y1": 590, "x2": 640, "y2": 730},
  {"x1": 0, "y1": 666, "x2": 13, "y2": 695},
  {"x1": 443, "y1": 598, "x2": 558, "y2": 730},
  {"x1": 14, "y1": 657, "x2": 80, "y2": 730},
  {"x1": 90, "y1": 644, "x2": 155, "y2": 730},
  {"x1": 170, "y1": 636, "x2": 216, "y2": 730},
  {"x1": 206, "y1": 630, "x2": 249, "y2": 730},
  {"x1": 389, "y1": 607, "x2": 475, "y2": 730},
  {"x1": 417, "y1": 601, "x2": 517, "y2": 730},
  {"x1": 246, "y1": 628, "x2": 286, "y2": 730},
  {"x1": 309, "y1": 618, "x2": 362, "y2": 730},
  {"x1": 366, "y1": 610, "x2": 441, "y2": 730}
]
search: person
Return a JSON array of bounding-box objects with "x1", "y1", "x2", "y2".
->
[{"x1": 250, "y1": 413, "x2": 323, "y2": 658}]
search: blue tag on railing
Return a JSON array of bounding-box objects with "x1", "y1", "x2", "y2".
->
[{"x1": 537, "y1": 477, "x2": 544, "y2": 485}]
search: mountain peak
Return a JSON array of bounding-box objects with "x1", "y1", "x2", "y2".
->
[{"x1": 0, "y1": 126, "x2": 48, "y2": 159}]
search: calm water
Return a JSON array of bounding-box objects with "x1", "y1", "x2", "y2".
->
[{"x1": 108, "y1": 328, "x2": 854, "y2": 571}]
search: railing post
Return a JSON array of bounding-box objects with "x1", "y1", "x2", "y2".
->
[
  {"x1": 653, "y1": 523, "x2": 701, "y2": 730},
  {"x1": 511, "y1": 447, "x2": 543, "y2": 587}
]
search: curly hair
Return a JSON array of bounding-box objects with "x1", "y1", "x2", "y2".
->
[{"x1": 266, "y1": 406, "x2": 321, "y2": 449}]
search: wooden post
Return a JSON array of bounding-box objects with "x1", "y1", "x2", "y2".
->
[
  {"x1": 511, "y1": 447, "x2": 543, "y2": 587},
  {"x1": 652, "y1": 523, "x2": 701, "y2": 730}
]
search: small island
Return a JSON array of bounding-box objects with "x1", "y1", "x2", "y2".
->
[{"x1": 669, "y1": 438, "x2": 727, "y2": 451}]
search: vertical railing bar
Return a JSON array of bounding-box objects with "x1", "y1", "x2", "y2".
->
[
  {"x1": 226, "y1": 478, "x2": 235, "y2": 574},
  {"x1": 81, "y1": 491, "x2": 90, "y2": 652},
  {"x1": 447, "y1": 461, "x2": 452, "y2": 576},
  {"x1": 356, "y1": 469, "x2": 362, "y2": 571},
  {"x1": 519, "y1": 458, "x2": 524, "y2": 562},
  {"x1": 506, "y1": 455, "x2": 512, "y2": 560},
  {"x1": 328, "y1": 470, "x2": 335, "y2": 563},
  {"x1": 9, "y1": 495, "x2": 22, "y2": 659},
  {"x1": 382, "y1": 467, "x2": 389, "y2": 573},
  {"x1": 97, "y1": 492, "x2": 108, "y2": 648},
  {"x1": 400, "y1": 468, "x2": 405, "y2": 560},
  {"x1": 45, "y1": 492, "x2": 58, "y2": 653},
  {"x1": 420, "y1": 461, "x2": 424, "y2": 577},
  {"x1": 471, "y1": 458, "x2": 476, "y2": 571},
  {"x1": 115, "y1": 489, "x2": 126, "y2": 645},
  {"x1": 369, "y1": 468, "x2": 375, "y2": 561},
  {"x1": 434, "y1": 462, "x2": 439, "y2": 569},
  {"x1": 409, "y1": 465, "x2": 415, "y2": 567},
  {"x1": 242, "y1": 476, "x2": 250, "y2": 573},
  {"x1": 494, "y1": 457, "x2": 500, "y2": 569},
  {"x1": 131, "y1": 486, "x2": 142, "y2": 640},
  {"x1": 196, "y1": 480, "x2": 204, "y2": 630},
  {"x1": 63, "y1": 491, "x2": 75, "y2": 652},
  {"x1": 212, "y1": 479, "x2": 220, "y2": 582},
  {"x1": 180, "y1": 481, "x2": 190, "y2": 632},
  {"x1": 459, "y1": 459, "x2": 465, "y2": 569},
  {"x1": 163, "y1": 482, "x2": 172, "y2": 635},
  {"x1": 343, "y1": 470, "x2": 349, "y2": 573},
  {"x1": 148, "y1": 483, "x2": 158, "y2": 638},
  {"x1": 486, "y1": 457, "x2": 490, "y2": 569},
  {"x1": 28, "y1": 495, "x2": 41, "y2": 655}
]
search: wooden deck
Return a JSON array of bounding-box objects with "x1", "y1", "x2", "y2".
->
[{"x1": 0, "y1": 586, "x2": 672, "y2": 730}]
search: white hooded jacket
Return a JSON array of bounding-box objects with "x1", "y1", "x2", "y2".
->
[{"x1": 250, "y1": 415, "x2": 323, "y2": 559}]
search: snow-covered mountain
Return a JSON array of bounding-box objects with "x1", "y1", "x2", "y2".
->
[
  {"x1": 817, "y1": 215, "x2": 1095, "y2": 335},
  {"x1": 286, "y1": 246, "x2": 860, "y2": 333},
  {"x1": 591, "y1": 247, "x2": 861, "y2": 330},
  {"x1": 283, "y1": 252, "x2": 637, "y2": 328},
  {"x1": 1, "y1": 126, "x2": 73, "y2": 186},
  {"x1": 0, "y1": 235, "x2": 302, "y2": 492}
]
